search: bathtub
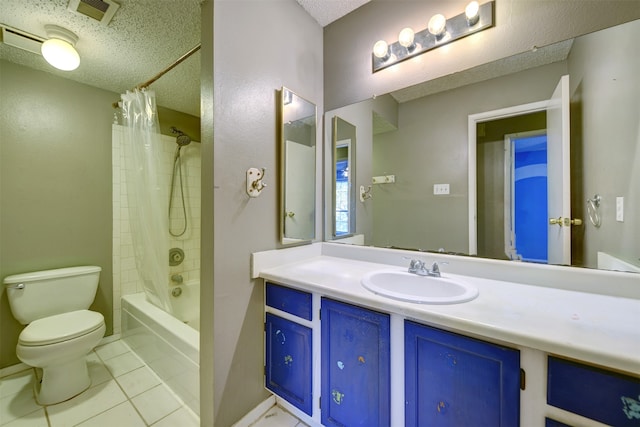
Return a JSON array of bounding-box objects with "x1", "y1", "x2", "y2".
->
[{"x1": 121, "y1": 283, "x2": 200, "y2": 415}]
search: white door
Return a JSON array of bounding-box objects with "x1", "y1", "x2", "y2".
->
[
  {"x1": 546, "y1": 75, "x2": 571, "y2": 265},
  {"x1": 284, "y1": 140, "x2": 315, "y2": 240}
]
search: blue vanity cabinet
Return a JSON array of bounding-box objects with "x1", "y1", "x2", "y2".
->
[
  {"x1": 547, "y1": 356, "x2": 640, "y2": 426},
  {"x1": 264, "y1": 283, "x2": 313, "y2": 416},
  {"x1": 321, "y1": 298, "x2": 391, "y2": 427},
  {"x1": 404, "y1": 320, "x2": 521, "y2": 427}
]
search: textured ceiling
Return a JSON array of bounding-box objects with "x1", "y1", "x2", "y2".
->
[
  {"x1": 0, "y1": 0, "x2": 366, "y2": 118},
  {"x1": 296, "y1": 0, "x2": 370, "y2": 27},
  {"x1": 0, "y1": 0, "x2": 202, "y2": 117}
]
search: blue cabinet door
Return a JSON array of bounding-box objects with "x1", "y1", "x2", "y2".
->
[
  {"x1": 265, "y1": 313, "x2": 313, "y2": 415},
  {"x1": 405, "y1": 321, "x2": 520, "y2": 427},
  {"x1": 321, "y1": 298, "x2": 390, "y2": 427}
]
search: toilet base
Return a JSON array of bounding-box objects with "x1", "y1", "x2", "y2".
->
[{"x1": 34, "y1": 357, "x2": 91, "y2": 405}]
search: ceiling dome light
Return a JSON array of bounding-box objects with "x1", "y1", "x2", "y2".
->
[
  {"x1": 428, "y1": 14, "x2": 447, "y2": 39},
  {"x1": 41, "y1": 25, "x2": 80, "y2": 71},
  {"x1": 398, "y1": 27, "x2": 416, "y2": 51},
  {"x1": 465, "y1": 1, "x2": 480, "y2": 26},
  {"x1": 372, "y1": 40, "x2": 390, "y2": 60}
]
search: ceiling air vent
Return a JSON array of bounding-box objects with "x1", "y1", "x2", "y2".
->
[
  {"x1": 0, "y1": 25, "x2": 44, "y2": 55},
  {"x1": 68, "y1": 0, "x2": 120, "y2": 26}
]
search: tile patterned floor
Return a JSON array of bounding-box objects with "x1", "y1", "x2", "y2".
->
[
  {"x1": 0, "y1": 340, "x2": 198, "y2": 427},
  {"x1": 245, "y1": 405, "x2": 309, "y2": 427}
]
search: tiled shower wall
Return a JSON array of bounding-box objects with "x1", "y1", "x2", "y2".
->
[{"x1": 112, "y1": 125, "x2": 201, "y2": 333}]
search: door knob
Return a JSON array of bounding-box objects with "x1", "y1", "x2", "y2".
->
[
  {"x1": 549, "y1": 217, "x2": 563, "y2": 226},
  {"x1": 549, "y1": 217, "x2": 583, "y2": 226}
]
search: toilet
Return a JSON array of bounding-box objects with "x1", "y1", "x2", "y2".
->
[{"x1": 4, "y1": 266, "x2": 106, "y2": 405}]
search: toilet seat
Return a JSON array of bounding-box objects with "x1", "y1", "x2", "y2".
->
[{"x1": 19, "y1": 310, "x2": 104, "y2": 346}]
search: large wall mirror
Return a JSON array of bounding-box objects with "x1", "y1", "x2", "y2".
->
[
  {"x1": 324, "y1": 19, "x2": 640, "y2": 274},
  {"x1": 280, "y1": 87, "x2": 317, "y2": 245},
  {"x1": 332, "y1": 116, "x2": 357, "y2": 239}
]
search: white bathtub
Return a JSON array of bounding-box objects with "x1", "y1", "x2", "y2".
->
[
  {"x1": 121, "y1": 286, "x2": 200, "y2": 415},
  {"x1": 168, "y1": 280, "x2": 201, "y2": 331}
]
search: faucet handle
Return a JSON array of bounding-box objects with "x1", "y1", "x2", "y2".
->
[{"x1": 406, "y1": 258, "x2": 424, "y2": 272}]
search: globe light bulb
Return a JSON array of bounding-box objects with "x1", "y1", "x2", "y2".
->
[
  {"x1": 428, "y1": 14, "x2": 447, "y2": 38},
  {"x1": 465, "y1": 1, "x2": 480, "y2": 26},
  {"x1": 398, "y1": 27, "x2": 415, "y2": 50},
  {"x1": 373, "y1": 40, "x2": 390, "y2": 60}
]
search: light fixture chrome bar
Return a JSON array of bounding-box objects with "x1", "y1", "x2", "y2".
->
[{"x1": 372, "y1": 1, "x2": 495, "y2": 73}]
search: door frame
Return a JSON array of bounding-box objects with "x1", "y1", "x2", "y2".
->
[{"x1": 468, "y1": 100, "x2": 549, "y2": 255}]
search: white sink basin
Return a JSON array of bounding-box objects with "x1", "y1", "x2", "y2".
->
[{"x1": 361, "y1": 269, "x2": 478, "y2": 304}]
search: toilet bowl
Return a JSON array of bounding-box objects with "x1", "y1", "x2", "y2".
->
[
  {"x1": 4, "y1": 266, "x2": 105, "y2": 405},
  {"x1": 17, "y1": 310, "x2": 106, "y2": 405}
]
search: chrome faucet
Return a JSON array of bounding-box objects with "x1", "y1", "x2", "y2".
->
[
  {"x1": 171, "y1": 274, "x2": 183, "y2": 284},
  {"x1": 407, "y1": 259, "x2": 442, "y2": 277}
]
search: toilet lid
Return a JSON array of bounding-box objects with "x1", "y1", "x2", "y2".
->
[{"x1": 19, "y1": 310, "x2": 105, "y2": 346}]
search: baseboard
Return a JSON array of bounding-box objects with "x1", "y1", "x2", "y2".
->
[
  {"x1": 99, "y1": 333, "x2": 121, "y2": 346},
  {"x1": 231, "y1": 395, "x2": 276, "y2": 427},
  {"x1": 0, "y1": 362, "x2": 30, "y2": 379}
]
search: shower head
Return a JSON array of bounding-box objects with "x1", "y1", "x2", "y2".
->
[{"x1": 170, "y1": 127, "x2": 192, "y2": 147}]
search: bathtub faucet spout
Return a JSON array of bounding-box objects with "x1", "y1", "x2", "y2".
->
[{"x1": 171, "y1": 274, "x2": 183, "y2": 284}]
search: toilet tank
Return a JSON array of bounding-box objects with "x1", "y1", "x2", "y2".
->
[{"x1": 3, "y1": 266, "x2": 101, "y2": 325}]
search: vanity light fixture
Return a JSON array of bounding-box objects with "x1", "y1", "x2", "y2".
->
[
  {"x1": 372, "y1": 1, "x2": 494, "y2": 73},
  {"x1": 41, "y1": 25, "x2": 80, "y2": 71}
]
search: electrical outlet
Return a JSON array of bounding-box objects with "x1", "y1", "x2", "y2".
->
[
  {"x1": 433, "y1": 184, "x2": 450, "y2": 195},
  {"x1": 616, "y1": 197, "x2": 624, "y2": 222}
]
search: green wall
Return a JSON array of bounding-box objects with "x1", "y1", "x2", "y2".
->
[{"x1": 0, "y1": 60, "x2": 115, "y2": 368}]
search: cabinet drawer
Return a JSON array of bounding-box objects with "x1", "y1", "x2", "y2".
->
[
  {"x1": 547, "y1": 356, "x2": 640, "y2": 426},
  {"x1": 266, "y1": 282, "x2": 312, "y2": 320}
]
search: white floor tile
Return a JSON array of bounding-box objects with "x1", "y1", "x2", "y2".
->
[
  {"x1": 115, "y1": 366, "x2": 161, "y2": 398},
  {"x1": 2, "y1": 408, "x2": 48, "y2": 427},
  {"x1": 0, "y1": 386, "x2": 41, "y2": 426},
  {"x1": 0, "y1": 370, "x2": 34, "y2": 399},
  {"x1": 151, "y1": 407, "x2": 199, "y2": 427},
  {"x1": 131, "y1": 384, "x2": 182, "y2": 425},
  {"x1": 103, "y1": 352, "x2": 144, "y2": 378},
  {"x1": 75, "y1": 401, "x2": 146, "y2": 427},
  {"x1": 47, "y1": 380, "x2": 127, "y2": 427},
  {"x1": 87, "y1": 359, "x2": 113, "y2": 387},
  {"x1": 95, "y1": 340, "x2": 130, "y2": 361}
]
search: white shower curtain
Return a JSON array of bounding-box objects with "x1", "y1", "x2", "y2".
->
[{"x1": 120, "y1": 89, "x2": 172, "y2": 313}]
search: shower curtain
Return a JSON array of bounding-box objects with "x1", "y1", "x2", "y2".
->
[{"x1": 120, "y1": 89, "x2": 172, "y2": 313}]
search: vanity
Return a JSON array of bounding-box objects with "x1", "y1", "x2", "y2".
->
[{"x1": 253, "y1": 243, "x2": 640, "y2": 427}]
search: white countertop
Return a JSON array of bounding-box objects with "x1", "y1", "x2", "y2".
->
[{"x1": 259, "y1": 255, "x2": 640, "y2": 375}]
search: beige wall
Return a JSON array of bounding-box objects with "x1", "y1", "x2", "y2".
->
[
  {"x1": 209, "y1": 0, "x2": 323, "y2": 425},
  {"x1": 567, "y1": 19, "x2": 640, "y2": 267},
  {"x1": 324, "y1": 0, "x2": 640, "y2": 111},
  {"x1": 0, "y1": 60, "x2": 115, "y2": 368}
]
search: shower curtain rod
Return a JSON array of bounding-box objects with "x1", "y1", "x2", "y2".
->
[{"x1": 112, "y1": 43, "x2": 201, "y2": 108}]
